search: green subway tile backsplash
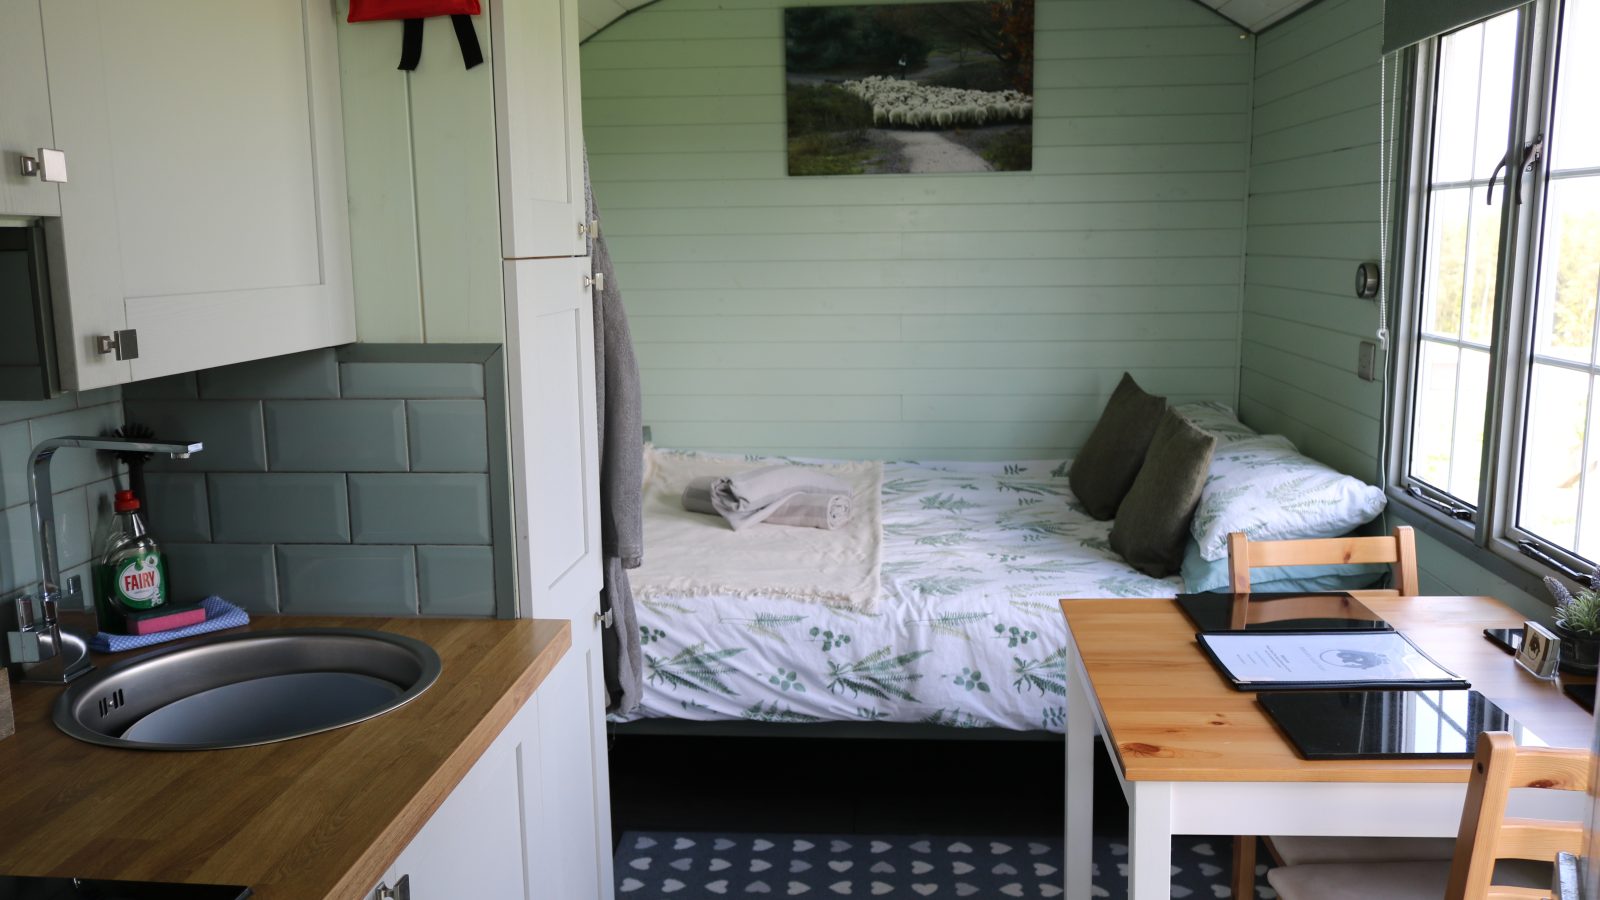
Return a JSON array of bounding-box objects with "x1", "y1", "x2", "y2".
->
[
  {"x1": 265, "y1": 400, "x2": 408, "y2": 472},
  {"x1": 130, "y1": 345, "x2": 513, "y2": 618},
  {"x1": 349, "y1": 474, "x2": 491, "y2": 545},
  {"x1": 208, "y1": 473, "x2": 352, "y2": 544},
  {"x1": 277, "y1": 545, "x2": 419, "y2": 615},
  {"x1": 406, "y1": 400, "x2": 488, "y2": 473}
]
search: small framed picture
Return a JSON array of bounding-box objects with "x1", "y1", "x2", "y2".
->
[{"x1": 1516, "y1": 621, "x2": 1560, "y2": 680}]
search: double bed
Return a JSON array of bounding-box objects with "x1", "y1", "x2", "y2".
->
[{"x1": 613, "y1": 456, "x2": 1181, "y2": 733}]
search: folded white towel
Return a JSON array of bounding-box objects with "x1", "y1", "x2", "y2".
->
[{"x1": 683, "y1": 474, "x2": 851, "y2": 530}]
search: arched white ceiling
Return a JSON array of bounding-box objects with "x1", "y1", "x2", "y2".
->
[{"x1": 579, "y1": 0, "x2": 1322, "y2": 44}]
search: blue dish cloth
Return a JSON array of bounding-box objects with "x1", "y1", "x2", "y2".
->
[{"x1": 90, "y1": 596, "x2": 250, "y2": 653}]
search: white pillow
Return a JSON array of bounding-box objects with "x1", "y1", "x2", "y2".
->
[
  {"x1": 1191, "y1": 435, "x2": 1387, "y2": 561},
  {"x1": 1174, "y1": 401, "x2": 1262, "y2": 446}
]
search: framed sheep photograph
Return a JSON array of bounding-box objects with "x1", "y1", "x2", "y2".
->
[{"x1": 783, "y1": 0, "x2": 1035, "y2": 176}]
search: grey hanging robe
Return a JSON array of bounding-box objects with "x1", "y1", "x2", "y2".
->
[{"x1": 586, "y1": 149, "x2": 645, "y2": 714}]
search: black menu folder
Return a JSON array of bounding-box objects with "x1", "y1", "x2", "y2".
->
[
  {"x1": 1177, "y1": 591, "x2": 1390, "y2": 633},
  {"x1": 1198, "y1": 629, "x2": 1469, "y2": 692}
]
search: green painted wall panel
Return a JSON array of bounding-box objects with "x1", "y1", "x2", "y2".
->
[
  {"x1": 1239, "y1": 0, "x2": 1539, "y2": 609},
  {"x1": 336, "y1": 6, "x2": 504, "y2": 344},
  {"x1": 583, "y1": 0, "x2": 1252, "y2": 459}
]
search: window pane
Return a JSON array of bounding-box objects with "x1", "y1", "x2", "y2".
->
[
  {"x1": 1582, "y1": 378, "x2": 1600, "y2": 560},
  {"x1": 1551, "y1": 0, "x2": 1600, "y2": 171},
  {"x1": 1422, "y1": 188, "x2": 1470, "y2": 338},
  {"x1": 1406, "y1": 10, "x2": 1520, "y2": 511},
  {"x1": 1518, "y1": 363, "x2": 1588, "y2": 550},
  {"x1": 1411, "y1": 340, "x2": 1462, "y2": 490},
  {"x1": 1431, "y1": 12, "x2": 1520, "y2": 185},
  {"x1": 1474, "y1": 14, "x2": 1521, "y2": 179},
  {"x1": 1532, "y1": 178, "x2": 1600, "y2": 363},
  {"x1": 1452, "y1": 347, "x2": 1491, "y2": 499},
  {"x1": 1463, "y1": 186, "x2": 1504, "y2": 345}
]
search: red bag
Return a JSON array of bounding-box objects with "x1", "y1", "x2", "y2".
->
[{"x1": 347, "y1": 0, "x2": 483, "y2": 71}]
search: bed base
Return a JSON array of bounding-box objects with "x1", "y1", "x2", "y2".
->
[{"x1": 608, "y1": 719, "x2": 1060, "y2": 742}]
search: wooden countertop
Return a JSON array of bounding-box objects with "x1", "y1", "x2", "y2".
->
[
  {"x1": 1060, "y1": 595, "x2": 1594, "y2": 784},
  {"x1": 0, "y1": 615, "x2": 571, "y2": 899}
]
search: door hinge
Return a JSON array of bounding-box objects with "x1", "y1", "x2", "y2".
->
[{"x1": 95, "y1": 329, "x2": 139, "y2": 361}]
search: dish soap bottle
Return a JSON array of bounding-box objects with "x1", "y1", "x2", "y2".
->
[{"x1": 94, "y1": 489, "x2": 168, "y2": 634}]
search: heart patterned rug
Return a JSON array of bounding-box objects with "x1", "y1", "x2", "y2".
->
[{"x1": 615, "y1": 831, "x2": 1278, "y2": 898}]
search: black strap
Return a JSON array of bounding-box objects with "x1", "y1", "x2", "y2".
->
[
  {"x1": 398, "y1": 18, "x2": 423, "y2": 71},
  {"x1": 452, "y1": 14, "x2": 484, "y2": 69}
]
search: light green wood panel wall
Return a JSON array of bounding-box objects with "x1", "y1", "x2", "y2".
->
[
  {"x1": 582, "y1": 0, "x2": 1253, "y2": 459},
  {"x1": 1239, "y1": 0, "x2": 1539, "y2": 609},
  {"x1": 337, "y1": 8, "x2": 504, "y2": 343}
]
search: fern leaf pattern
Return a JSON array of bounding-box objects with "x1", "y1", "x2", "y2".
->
[{"x1": 617, "y1": 450, "x2": 1191, "y2": 733}]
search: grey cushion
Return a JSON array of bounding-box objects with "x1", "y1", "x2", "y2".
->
[
  {"x1": 1269, "y1": 858, "x2": 1550, "y2": 900},
  {"x1": 1069, "y1": 373, "x2": 1168, "y2": 520},
  {"x1": 1272, "y1": 836, "x2": 1456, "y2": 866},
  {"x1": 1110, "y1": 408, "x2": 1216, "y2": 577}
]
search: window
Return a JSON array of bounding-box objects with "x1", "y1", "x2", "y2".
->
[{"x1": 1394, "y1": 0, "x2": 1600, "y2": 581}]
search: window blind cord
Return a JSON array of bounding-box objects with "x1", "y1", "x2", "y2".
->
[{"x1": 1376, "y1": 52, "x2": 1400, "y2": 497}]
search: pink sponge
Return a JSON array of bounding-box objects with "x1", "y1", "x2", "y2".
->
[{"x1": 127, "y1": 605, "x2": 208, "y2": 635}]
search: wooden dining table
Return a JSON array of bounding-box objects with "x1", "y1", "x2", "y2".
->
[{"x1": 1059, "y1": 595, "x2": 1596, "y2": 900}]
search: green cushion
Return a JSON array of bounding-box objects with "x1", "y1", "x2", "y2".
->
[
  {"x1": 1110, "y1": 409, "x2": 1216, "y2": 577},
  {"x1": 1069, "y1": 373, "x2": 1168, "y2": 520}
]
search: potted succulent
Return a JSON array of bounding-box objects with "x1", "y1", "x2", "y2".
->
[{"x1": 1544, "y1": 574, "x2": 1600, "y2": 673}]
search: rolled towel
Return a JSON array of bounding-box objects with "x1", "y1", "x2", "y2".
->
[
  {"x1": 682, "y1": 467, "x2": 854, "y2": 530},
  {"x1": 682, "y1": 475, "x2": 719, "y2": 516},
  {"x1": 684, "y1": 476, "x2": 851, "y2": 530},
  {"x1": 712, "y1": 465, "x2": 850, "y2": 530},
  {"x1": 765, "y1": 490, "x2": 851, "y2": 530}
]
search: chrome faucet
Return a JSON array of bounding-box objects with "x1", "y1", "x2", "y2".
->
[{"x1": 2, "y1": 435, "x2": 203, "y2": 684}]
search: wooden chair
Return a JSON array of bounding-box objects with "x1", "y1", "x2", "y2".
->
[
  {"x1": 1266, "y1": 732, "x2": 1590, "y2": 900},
  {"x1": 1227, "y1": 525, "x2": 1420, "y2": 597},
  {"x1": 1227, "y1": 526, "x2": 1424, "y2": 898}
]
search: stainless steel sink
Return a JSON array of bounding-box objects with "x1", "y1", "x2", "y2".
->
[{"x1": 53, "y1": 628, "x2": 442, "y2": 750}]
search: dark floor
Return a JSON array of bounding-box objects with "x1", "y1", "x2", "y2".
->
[{"x1": 608, "y1": 731, "x2": 1127, "y2": 847}]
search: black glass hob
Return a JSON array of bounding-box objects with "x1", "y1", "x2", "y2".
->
[{"x1": 0, "y1": 878, "x2": 249, "y2": 900}]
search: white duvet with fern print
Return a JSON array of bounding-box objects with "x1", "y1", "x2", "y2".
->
[{"x1": 617, "y1": 457, "x2": 1180, "y2": 732}]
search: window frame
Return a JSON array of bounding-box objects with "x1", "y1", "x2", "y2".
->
[{"x1": 1388, "y1": 0, "x2": 1600, "y2": 588}]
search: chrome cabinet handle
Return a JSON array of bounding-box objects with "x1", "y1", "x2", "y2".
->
[
  {"x1": 583, "y1": 273, "x2": 605, "y2": 291},
  {"x1": 95, "y1": 329, "x2": 140, "y2": 361},
  {"x1": 375, "y1": 874, "x2": 411, "y2": 900},
  {"x1": 19, "y1": 148, "x2": 67, "y2": 183}
]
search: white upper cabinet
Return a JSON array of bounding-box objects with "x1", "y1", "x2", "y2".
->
[
  {"x1": 38, "y1": 0, "x2": 355, "y2": 390},
  {"x1": 491, "y1": 0, "x2": 588, "y2": 259},
  {"x1": 0, "y1": 0, "x2": 61, "y2": 217}
]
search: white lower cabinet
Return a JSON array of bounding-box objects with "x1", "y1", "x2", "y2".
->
[{"x1": 367, "y1": 642, "x2": 613, "y2": 900}]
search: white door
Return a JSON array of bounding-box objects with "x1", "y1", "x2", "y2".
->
[
  {"x1": 503, "y1": 254, "x2": 614, "y2": 899},
  {"x1": 0, "y1": 0, "x2": 60, "y2": 217},
  {"x1": 40, "y1": 0, "x2": 354, "y2": 390},
  {"x1": 490, "y1": 0, "x2": 588, "y2": 259}
]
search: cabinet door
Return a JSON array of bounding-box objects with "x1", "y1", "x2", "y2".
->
[
  {"x1": 503, "y1": 255, "x2": 613, "y2": 900},
  {"x1": 40, "y1": 0, "x2": 355, "y2": 390},
  {"x1": 388, "y1": 701, "x2": 535, "y2": 899},
  {"x1": 504, "y1": 256, "x2": 603, "y2": 615},
  {"x1": 0, "y1": 0, "x2": 60, "y2": 217},
  {"x1": 491, "y1": 0, "x2": 587, "y2": 259}
]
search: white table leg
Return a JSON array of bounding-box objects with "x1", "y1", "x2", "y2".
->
[
  {"x1": 1129, "y1": 782, "x2": 1174, "y2": 900},
  {"x1": 1064, "y1": 636, "x2": 1095, "y2": 900}
]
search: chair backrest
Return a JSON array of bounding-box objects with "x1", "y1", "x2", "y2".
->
[
  {"x1": 1447, "y1": 732, "x2": 1591, "y2": 900},
  {"x1": 1225, "y1": 526, "x2": 1420, "y2": 596}
]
